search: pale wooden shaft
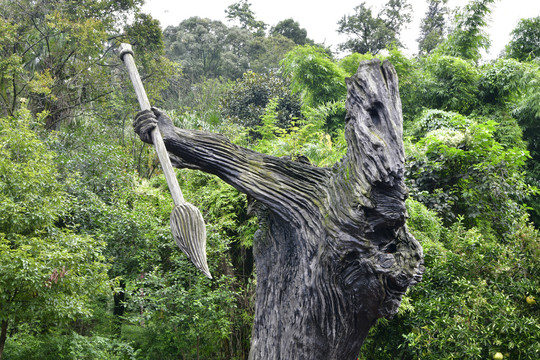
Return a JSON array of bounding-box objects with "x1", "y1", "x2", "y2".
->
[
  {"x1": 120, "y1": 44, "x2": 185, "y2": 205},
  {"x1": 151, "y1": 127, "x2": 185, "y2": 205},
  {"x1": 121, "y1": 48, "x2": 151, "y2": 111}
]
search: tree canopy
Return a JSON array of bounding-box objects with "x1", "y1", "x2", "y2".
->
[
  {"x1": 417, "y1": 0, "x2": 449, "y2": 55},
  {"x1": 225, "y1": 0, "x2": 267, "y2": 36},
  {"x1": 505, "y1": 16, "x2": 540, "y2": 61},
  {"x1": 270, "y1": 19, "x2": 311, "y2": 45},
  {"x1": 337, "y1": 0, "x2": 412, "y2": 54},
  {"x1": 436, "y1": 0, "x2": 496, "y2": 63}
]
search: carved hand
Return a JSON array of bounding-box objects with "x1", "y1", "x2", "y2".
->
[{"x1": 133, "y1": 107, "x2": 175, "y2": 144}]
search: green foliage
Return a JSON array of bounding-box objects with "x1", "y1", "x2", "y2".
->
[
  {"x1": 436, "y1": 0, "x2": 496, "y2": 63},
  {"x1": 225, "y1": 0, "x2": 267, "y2": 36},
  {"x1": 220, "y1": 70, "x2": 302, "y2": 133},
  {"x1": 386, "y1": 52, "x2": 492, "y2": 122},
  {"x1": 281, "y1": 45, "x2": 347, "y2": 107},
  {"x1": 54, "y1": 123, "x2": 173, "y2": 280},
  {"x1": 417, "y1": 0, "x2": 449, "y2": 55},
  {"x1": 337, "y1": 0, "x2": 412, "y2": 54},
  {"x1": 488, "y1": 112, "x2": 527, "y2": 151},
  {"x1": 511, "y1": 61, "x2": 540, "y2": 224},
  {"x1": 398, "y1": 53, "x2": 534, "y2": 139},
  {"x1": 123, "y1": 13, "x2": 174, "y2": 107},
  {"x1": 5, "y1": 328, "x2": 138, "y2": 360},
  {"x1": 0, "y1": 0, "x2": 142, "y2": 127},
  {"x1": 125, "y1": 266, "x2": 238, "y2": 359},
  {"x1": 0, "y1": 230, "x2": 109, "y2": 323},
  {"x1": 62, "y1": 143, "x2": 135, "y2": 204},
  {"x1": 161, "y1": 77, "x2": 228, "y2": 129},
  {"x1": 406, "y1": 113, "x2": 535, "y2": 235},
  {"x1": 422, "y1": 54, "x2": 480, "y2": 114},
  {"x1": 407, "y1": 108, "x2": 525, "y2": 152},
  {"x1": 0, "y1": 108, "x2": 64, "y2": 234},
  {"x1": 405, "y1": 198, "x2": 445, "y2": 243},
  {"x1": 379, "y1": 48, "x2": 425, "y2": 122},
  {"x1": 254, "y1": 100, "x2": 347, "y2": 167},
  {"x1": 248, "y1": 34, "x2": 297, "y2": 74},
  {"x1": 164, "y1": 17, "x2": 253, "y2": 83},
  {"x1": 116, "y1": 170, "x2": 256, "y2": 359},
  {"x1": 270, "y1": 19, "x2": 311, "y2": 46},
  {"x1": 0, "y1": 17, "x2": 22, "y2": 116},
  {"x1": 362, "y1": 205, "x2": 540, "y2": 360},
  {"x1": 406, "y1": 108, "x2": 469, "y2": 138},
  {"x1": 512, "y1": 62, "x2": 540, "y2": 149},
  {"x1": 93, "y1": 164, "x2": 257, "y2": 359},
  {"x1": 180, "y1": 171, "x2": 256, "y2": 356},
  {"x1": 302, "y1": 100, "x2": 348, "y2": 142},
  {"x1": 505, "y1": 16, "x2": 540, "y2": 62},
  {"x1": 338, "y1": 53, "x2": 375, "y2": 76},
  {"x1": 163, "y1": 15, "x2": 302, "y2": 87},
  {"x1": 478, "y1": 59, "x2": 524, "y2": 105},
  {"x1": 125, "y1": 13, "x2": 164, "y2": 56},
  {"x1": 177, "y1": 169, "x2": 257, "y2": 260},
  {"x1": 0, "y1": 109, "x2": 110, "y2": 357}
]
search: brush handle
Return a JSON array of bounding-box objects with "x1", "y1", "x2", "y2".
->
[{"x1": 119, "y1": 43, "x2": 185, "y2": 205}]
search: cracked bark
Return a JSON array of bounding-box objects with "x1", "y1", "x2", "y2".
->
[{"x1": 152, "y1": 59, "x2": 424, "y2": 359}]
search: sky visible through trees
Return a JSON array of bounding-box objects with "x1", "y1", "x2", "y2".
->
[{"x1": 143, "y1": 0, "x2": 536, "y2": 59}]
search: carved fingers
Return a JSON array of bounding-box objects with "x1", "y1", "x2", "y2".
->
[
  {"x1": 133, "y1": 107, "x2": 176, "y2": 144},
  {"x1": 133, "y1": 109, "x2": 157, "y2": 144}
]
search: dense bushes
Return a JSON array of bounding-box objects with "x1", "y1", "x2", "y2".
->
[
  {"x1": 361, "y1": 200, "x2": 540, "y2": 360},
  {"x1": 406, "y1": 112, "x2": 534, "y2": 234},
  {"x1": 0, "y1": 108, "x2": 111, "y2": 358}
]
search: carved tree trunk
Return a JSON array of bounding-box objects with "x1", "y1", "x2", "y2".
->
[{"x1": 153, "y1": 59, "x2": 424, "y2": 359}]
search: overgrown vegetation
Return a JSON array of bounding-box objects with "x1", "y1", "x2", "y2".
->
[{"x1": 1, "y1": 0, "x2": 539, "y2": 359}]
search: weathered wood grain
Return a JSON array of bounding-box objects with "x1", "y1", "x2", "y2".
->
[{"x1": 140, "y1": 58, "x2": 424, "y2": 359}]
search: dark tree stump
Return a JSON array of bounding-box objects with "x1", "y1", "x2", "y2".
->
[{"x1": 144, "y1": 59, "x2": 424, "y2": 359}]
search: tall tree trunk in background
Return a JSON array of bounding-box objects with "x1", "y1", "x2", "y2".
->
[
  {"x1": 139, "y1": 59, "x2": 424, "y2": 359},
  {"x1": 0, "y1": 319, "x2": 8, "y2": 360},
  {"x1": 113, "y1": 280, "x2": 126, "y2": 334}
]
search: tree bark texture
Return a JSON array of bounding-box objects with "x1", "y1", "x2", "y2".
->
[{"x1": 151, "y1": 59, "x2": 424, "y2": 359}]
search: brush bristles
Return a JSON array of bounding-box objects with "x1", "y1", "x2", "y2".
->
[{"x1": 170, "y1": 204, "x2": 212, "y2": 279}]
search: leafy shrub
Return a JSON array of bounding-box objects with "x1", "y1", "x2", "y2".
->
[
  {"x1": 478, "y1": 59, "x2": 524, "y2": 105},
  {"x1": 421, "y1": 54, "x2": 480, "y2": 114},
  {"x1": 166, "y1": 77, "x2": 229, "y2": 126},
  {"x1": 125, "y1": 261, "x2": 238, "y2": 360},
  {"x1": 0, "y1": 108, "x2": 65, "y2": 234},
  {"x1": 0, "y1": 107, "x2": 110, "y2": 358},
  {"x1": 405, "y1": 198, "x2": 445, "y2": 243},
  {"x1": 254, "y1": 99, "x2": 347, "y2": 167},
  {"x1": 406, "y1": 108, "x2": 470, "y2": 139},
  {"x1": 406, "y1": 115, "x2": 535, "y2": 235},
  {"x1": 4, "y1": 328, "x2": 138, "y2": 360},
  {"x1": 361, "y1": 215, "x2": 540, "y2": 360},
  {"x1": 338, "y1": 52, "x2": 375, "y2": 76},
  {"x1": 280, "y1": 45, "x2": 347, "y2": 107}
]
